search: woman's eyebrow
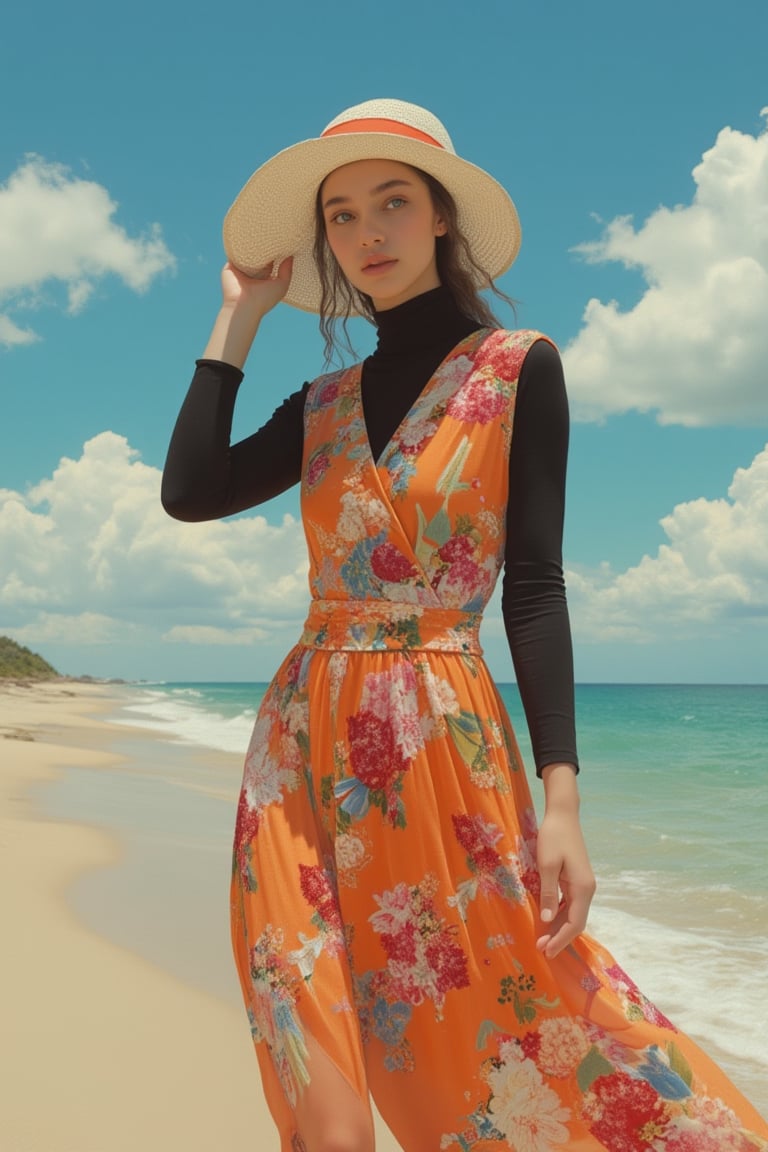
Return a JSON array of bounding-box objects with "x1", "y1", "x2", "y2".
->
[{"x1": 322, "y1": 178, "x2": 414, "y2": 210}]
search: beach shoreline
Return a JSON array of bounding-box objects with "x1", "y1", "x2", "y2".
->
[
  {"x1": 0, "y1": 678, "x2": 404, "y2": 1152},
  {"x1": 1, "y1": 680, "x2": 266, "y2": 1151},
  {"x1": 2, "y1": 679, "x2": 765, "y2": 1150}
]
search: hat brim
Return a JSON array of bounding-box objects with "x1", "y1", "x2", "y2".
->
[{"x1": 222, "y1": 132, "x2": 521, "y2": 315}]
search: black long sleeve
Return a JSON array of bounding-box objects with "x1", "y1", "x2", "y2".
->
[
  {"x1": 161, "y1": 360, "x2": 307, "y2": 518},
  {"x1": 502, "y1": 340, "x2": 577, "y2": 773},
  {"x1": 162, "y1": 292, "x2": 578, "y2": 773}
]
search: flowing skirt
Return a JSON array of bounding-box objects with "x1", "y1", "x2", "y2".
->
[{"x1": 230, "y1": 637, "x2": 768, "y2": 1151}]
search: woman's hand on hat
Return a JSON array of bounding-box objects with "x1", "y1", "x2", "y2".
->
[
  {"x1": 201, "y1": 258, "x2": 294, "y2": 368},
  {"x1": 220, "y1": 258, "x2": 294, "y2": 315}
]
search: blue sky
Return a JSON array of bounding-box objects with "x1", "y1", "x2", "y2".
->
[{"x1": 1, "y1": 0, "x2": 767, "y2": 683}]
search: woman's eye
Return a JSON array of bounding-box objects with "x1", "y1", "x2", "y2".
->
[
  {"x1": 386, "y1": 197, "x2": 406, "y2": 209},
  {"x1": 331, "y1": 211, "x2": 353, "y2": 225}
]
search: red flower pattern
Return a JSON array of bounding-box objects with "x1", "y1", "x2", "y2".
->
[
  {"x1": 587, "y1": 1070, "x2": 670, "y2": 1151},
  {"x1": 299, "y1": 863, "x2": 343, "y2": 934},
  {"x1": 379, "y1": 920, "x2": 418, "y2": 966},
  {"x1": 452, "y1": 812, "x2": 503, "y2": 874},
  {"x1": 234, "y1": 790, "x2": 261, "y2": 888},
  {"x1": 348, "y1": 709, "x2": 409, "y2": 791},
  {"x1": 235, "y1": 788, "x2": 261, "y2": 847},
  {"x1": 371, "y1": 542, "x2": 417, "y2": 583},
  {"x1": 316, "y1": 378, "x2": 340, "y2": 406},
  {"x1": 604, "y1": 963, "x2": 676, "y2": 1030},
  {"x1": 372, "y1": 879, "x2": 470, "y2": 1012},
  {"x1": 520, "y1": 1032, "x2": 542, "y2": 1061},
  {"x1": 438, "y1": 534, "x2": 475, "y2": 563},
  {"x1": 306, "y1": 449, "x2": 331, "y2": 487},
  {"x1": 425, "y1": 932, "x2": 470, "y2": 997},
  {"x1": 446, "y1": 377, "x2": 509, "y2": 424}
]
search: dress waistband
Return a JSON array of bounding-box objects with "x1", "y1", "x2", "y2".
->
[{"x1": 300, "y1": 599, "x2": 483, "y2": 654}]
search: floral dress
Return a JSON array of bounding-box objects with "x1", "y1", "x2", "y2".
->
[{"x1": 230, "y1": 329, "x2": 768, "y2": 1152}]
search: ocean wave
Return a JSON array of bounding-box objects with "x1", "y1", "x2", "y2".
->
[
  {"x1": 588, "y1": 903, "x2": 768, "y2": 1073},
  {"x1": 113, "y1": 687, "x2": 257, "y2": 755}
]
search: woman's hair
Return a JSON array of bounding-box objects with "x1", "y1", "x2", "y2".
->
[{"x1": 313, "y1": 166, "x2": 515, "y2": 365}]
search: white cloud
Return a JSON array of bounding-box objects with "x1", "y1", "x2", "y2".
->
[
  {"x1": 0, "y1": 156, "x2": 175, "y2": 347},
  {"x1": 9, "y1": 612, "x2": 136, "y2": 645},
  {"x1": 0, "y1": 314, "x2": 39, "y2": 347},
  {"x1": 162, "y1": 625, "x2": 270, "y2": 645},
  {"x1": 564, "y1": 109, "x2": 768, "y2": 426},
  {"x1": 0, "y1": 433, "x2": 310, "y2": 646},
  {"x1": 568, "y1": 443, "x2": 768, "y2": 642},
  {"x1": 2, "y1": 432, "x2": 766, "y2": 679}
]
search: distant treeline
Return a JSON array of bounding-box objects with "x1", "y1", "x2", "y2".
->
[{"x1": 0, "y1": 636, "x2": 58, "y2": 680}]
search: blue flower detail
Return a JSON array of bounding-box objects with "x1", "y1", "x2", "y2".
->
[
  {"x1": 387, "y1": 451, "x2": 417, "y2": 496},
  {"x1": 340, "y1": 534, "x2": 383, "y2": 597},
  {"x1": 335, "y1": 776, "x2": 370, "y2": 819},
  {"x1": 372, "y1": 997, "x2": 412, "y2": 1046},
  {"x1": 637, "y1": 1046, "x2": 691, "y2": 1100}
]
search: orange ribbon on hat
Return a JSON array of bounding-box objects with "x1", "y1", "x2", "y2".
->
[{"x1": 321, "y1": 118, "x2": 445, "y2": 149}]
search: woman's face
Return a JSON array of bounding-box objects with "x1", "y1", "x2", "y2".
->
[{"x1": 320, "y1": 159, "x2": 446, "y2": 310}]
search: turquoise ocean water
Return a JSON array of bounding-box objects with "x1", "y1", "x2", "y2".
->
[
  {"x1": 41, "y1": 680, "x2": 768, "y2": 1113},
  {"x1": 120, "y1": 679, "x2": 768, "y2": 900}
]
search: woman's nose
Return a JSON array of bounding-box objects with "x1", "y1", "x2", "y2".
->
[{"x1": 359, "y1": 217, "x2": 384, "y2": 246}]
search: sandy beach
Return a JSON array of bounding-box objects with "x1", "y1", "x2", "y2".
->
[
  {"x1": 2, "y1": 679, "x2": 765, "y2": 1151},
  {"x1": 0, "y1": 680, "x2": 403, "y2": 1152}
]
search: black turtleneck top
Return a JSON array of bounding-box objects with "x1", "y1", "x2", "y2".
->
[{"x1": 162, "y1": 287, "x2": 578, "y2": 774}]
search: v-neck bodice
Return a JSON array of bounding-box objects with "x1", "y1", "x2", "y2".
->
[
  {"x1": 357, "y1": 330, "x2": 489, "y2": 469},
  {"x1": 360, "y1": 286, "x2": 483, "y2": 464},
  {"x1": 299, "y1": 328, "x2": 548, "y2": 622}
]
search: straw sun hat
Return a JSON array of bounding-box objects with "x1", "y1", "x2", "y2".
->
[{"x1": 223, "y1": 98, "x2": 521, "y2": 314}]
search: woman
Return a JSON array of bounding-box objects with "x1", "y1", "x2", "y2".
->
[{"x1": 162, "y1": 99, "x2": 767, "y2": 1152}]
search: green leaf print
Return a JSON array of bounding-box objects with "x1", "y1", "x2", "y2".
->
[
  {"x1": 244, "y1": 850, "x2": 258, "y2": 894},
  {"x1": 390, "y1": 615, "x2": 422, "y2": 649},
  {"x1": 424, "y1": 506, "x2": 452, "y2": 546},
  {"x1": 436, "y1": 436, "x2": 472, "y2": 499},
  {"x1": 498, "y1": 968, "x2": 560, "y2": 1025},
  {"x1": 475, "y1": 1019, "x2": 508, "y2": 1050},
  {"x1": 336, "y1": 807, "x2": 352, "y2": 834},
  {"x1": 446, "y1": 710, "x2": 486, "y2": 767},
  {"x1": 514, "y1": 996, "x2": 538, "y2": 1025},
  {"x1": 576, "y1": 1046, "x2": 615, "y2": 1093},
  {"x1": 303, "y1": 766, "x2": 316, "y2": 811},
  {"x1": 414, "y1": 505, "x2": 435, "y2": 569},
  {"x1": 667, "y1": 1041, "x2": 694, "y2": 1088},
  {"x1": 338, "y1": 394, "x2": 357, "y2": 419}
]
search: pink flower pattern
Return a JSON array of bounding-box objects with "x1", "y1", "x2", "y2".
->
[{"x1": 369, "y1": 875, "x2": 470, "y2": 1018}]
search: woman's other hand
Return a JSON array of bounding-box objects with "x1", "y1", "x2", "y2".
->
[{"x1": 536, "y1": 762, "x2": 596, "y2": 959}]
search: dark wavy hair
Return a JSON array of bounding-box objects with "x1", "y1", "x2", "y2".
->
[{"x1": 313, "y1": 165, "x2": 515, "y2": 364}]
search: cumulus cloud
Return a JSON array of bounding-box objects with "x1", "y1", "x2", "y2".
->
[
  {"x1": 9, "y1": 612, "x2": 138, "y2": 645},
  {"x1": 564, "y1": 109, "x2": 768, "y2": 426},
  {"x1": 163, "y1": 625, "x2": 271, "y2": 645},
  {"x1": 567, "y1": 443, "x2": 768, "y2": 641},
  {"x1": 0, "y1": 156, "x2": 175, "y2": 347},
  {"x1": 0, "y1": 314, "x2": 38, "y2": 347},
  {"x1": 0, "y1": 433, "x2": 309, "y2": 646},
  {"x1": 2, "y1": 432, "x2": 766, "y2": 675}
]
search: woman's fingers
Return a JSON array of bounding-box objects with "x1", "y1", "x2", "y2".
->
[
  {"x1": 219, "y1": 257, "x2": 294, "y2": 311},
  {"x1": 536, "y1": 880, "x2": 595, "y2": 958}
]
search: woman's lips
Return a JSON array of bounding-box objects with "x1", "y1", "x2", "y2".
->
[{"x1": 361, "y1": 258, "x2": 398, "y2": 274}]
